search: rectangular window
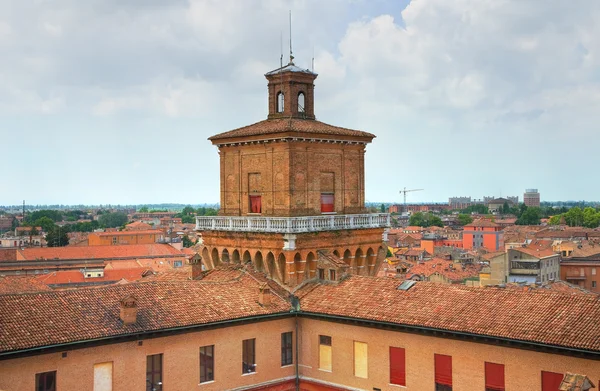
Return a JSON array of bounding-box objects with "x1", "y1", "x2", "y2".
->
[
  {"x1": 593, "y1": 268, "x2": 597, "y2": 276},
  {"x1": 93, "y1": 362, "x2": 113, "y2": 391},
  {"x1": 200, "y1": 345, "x2": 214, "y2": 383},
  {"x1": 580, "y1": 268, "x2": 585, "y2": 277},
  {"x1": 318, "y1": 268, "x2": 325, "y2": 280},
  {"x1": 542, "y1": 371, "x2": 564, "y2": 391},
  {"x1": 485, "y1": 362, "x2": 505, "y2": 391},
  {"x1": 329, "y1": 269, "x2": 336, "y2": 281},
  {"x1": 36, "y1": 371, "x2": 56, "y2": 391},
  {"x1": 593, "y1": 281, "x2": 597, "y2": 288},
  {"x1": 319, "y1": 335, "x2": 332, "y2": 371},
  {"x1": 354, "y1": 341, "x2": 368, "y2": 379},
  {"x1": 434, "y1": 354, "x2": 452, "y2": 391},
  {"x1": 249, "y1": 195, "x2": 262, "y2": 213},
  {"x1": 174, "y1": 260, "x2": 183, "y2": 268},
  {"x1": 146, "y1": 354, "x2": 163, "y2": 391},
  {"x1": 389, "y1": 347, "x2": 406, "y2": 386},
  {"x1": 242, "y1": 338, "x2": 256, "y2": 374},
  {"x1": 321, "y1": 193, "x2": 334, "y2": 213},
  {"x1": 281, "y1": 332, "x2": 293, "y2": 366}
]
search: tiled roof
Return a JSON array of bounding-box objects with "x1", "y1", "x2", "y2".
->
[
  {"x1": 0, "y1": 249, "x2": 17, "y2": 262},
  {"x1": 559, "y1": 373, "x2": 596, "y2": 391},
  {"x1": 296, "y1": 276, "x2": 600, "y2": 352},
  {"x1": 465, "y1": 219, "x2": 499, "y2": 228},
  {"x1": 91, "y1": 230, "x2": 162, "y2": 237},
  {"x1": 18, "y1": 244, "x2": 183, "y2": 261},
  {"x1": 406, "y1": 258, "x2": 480, "y2": 281},
  {"x1": 512, "y1": 246, "x2": 557, "y2": 258},
  {"x1": 208, "y1": 118, "x2": 374, "y2": 141},
  {"x1": 0, "y1": 272, "x2": 290, "y2": 354},
  {"x1": 35, "y1": 268, "x2": 151, "y2": 286},
  {"x1": 0, "y1": 276, "x2": 51, "y2": 294}
]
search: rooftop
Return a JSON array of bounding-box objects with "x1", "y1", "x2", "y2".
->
[{"x1": 16, "y1": 244, "x2": 184, "y2": 261}]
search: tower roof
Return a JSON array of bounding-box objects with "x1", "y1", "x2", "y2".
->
[
  {"x1": 208, "y1": 118, "x2": 375, "y2": 143},
  {"x1": 264, "y1": 63, "x2": 317, "y2": 77}
]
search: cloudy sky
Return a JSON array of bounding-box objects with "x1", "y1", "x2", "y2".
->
[{"x1": 1, "y1": 0, "x2": 599, "y2": 206}]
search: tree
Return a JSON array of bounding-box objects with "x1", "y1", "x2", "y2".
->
[
  {"x1": 182, "y1": 235, "x2": 195, "y2": 248},
  {"x1": 27, "y1": 209, "x2": 63, "y2": 223},
  {"x1": 34, "y1": 217, "x2": 56, "y2": 233},
  {"x1": 461, "y1": 204, "x2": 489, "y2": 215},
  {"x1": 182, "y1": 206, "x2": 195, "y2": 215},
  {"x1": 516, "y1": 207, "x2": 542, "y2": 225},
  {"x1": 548, "y1": 215, "x2": 561, "y2": 225},
  {"x1": 138, "y1": 206, "x2": 149, "y2": 213},
  {"x1": 409, "y1": 212, "x2": 443, "y2": 228},
  {"x1": 98, "y1": 212, "x2": 128, "y2": 228},
  {"x1": 380, "y1": 204, "x2": 386, "y2": 213},
  {"x1": 46, "y1": 227, "x2": 69, "y2": 247},
  {"x1": 565, "y1": 207, "x2": 584, "y2": 227},
  {"x1": 386, "y1": 248, "x2": 393, "y2": 257},
  {"x1": 457, "y1": 214, "x2": 473, "y2": 226},
  {"x1": 502, "y1": 202, "x2": 510, "y2": 214},
  {"x1": 583, "y1": 207, "x2": 600, "y2": 228}
]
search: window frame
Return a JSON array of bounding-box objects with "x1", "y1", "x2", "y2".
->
[
  {"x1": 146, "y1": 353, "x2": 163, "y2": 391},
  {"x1": 484, "y1": 362, "x2": 505, "y2": 391},
  {"x1": 389, "y1": 346, "x2": 406, "y2": 386},
  {"x1": 281, "y1": 332, "x2": 293, "y2": 367},
  {"x1": 200, "y1": 345, "x2": 215, "y2": 383},
  {"x1": 320, "y1": 193, "x2": 335, "y2": 214},
  {"x1": 35, "y1": 370, "x2": 56, "y2": 391},
  {"x1": 319, "y1": 335, "x2": 332, "y2": 371},
  {"x1": 249, "y1": 195, "x2": 262, "y2": 214},
  {"x1": 353, "y1": 341, "x2": 368, "y2": 379},
  {"x1": 242, "y1": 338, "x2": 256, "y2": 374},
  {"x1": 329, "y1": 269, "x2": 336, "y2": 281}
]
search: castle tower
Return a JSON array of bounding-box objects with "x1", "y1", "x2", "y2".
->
[{"x1": 197, "y1": 60, "x2": 390, "y2": 287}]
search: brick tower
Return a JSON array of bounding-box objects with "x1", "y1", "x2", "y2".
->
[{"x1": 197, "y1": 59, "x2": 390, "y2": 287}]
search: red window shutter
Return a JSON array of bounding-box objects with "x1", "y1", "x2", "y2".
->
[
  {"x1": 434, "y1": 354, "x2": 452, "y2": 386},
  {"x1": 390, "y1": 347, "x2": 406, "y2": 386},
  {"x1": 485, "y1": 362, "x2": 505, "y2": 390},
  {"x1": 321, "y1": 194, "x2": 334, "y2": 213},
  {"x1": 249, "y1": 196, "x2": 262, "y2": 213},
  {"x1": 542, "y1": 371, "x2": 563, "y2": 391}
]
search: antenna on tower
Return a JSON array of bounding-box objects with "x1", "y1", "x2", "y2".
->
[
  {"x1": 312, "y1": 45, "x2": 315, "y2": 72},
  {"x1": 289, "y1": 10, "x2": 294, "y2": 64},
  {"x1": 280, "y1": 30, "x2": 283, "y2": 68}
]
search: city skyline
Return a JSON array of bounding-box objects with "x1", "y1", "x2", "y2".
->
[{"x1": 2, "y1": 0, "x2": 600, "y2": 204}]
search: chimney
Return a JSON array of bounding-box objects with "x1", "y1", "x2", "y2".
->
[
  {"x1": 191, "y1": 253, "x2": 203, "y2": 280},
  {"x1": 120, "y1": 295, "x2": 138, "y2": 325},
  {"x1": 258, "y1": 283, "x2": 271, "y2": 306}
]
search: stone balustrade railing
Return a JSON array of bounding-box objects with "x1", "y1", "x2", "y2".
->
[{"x1": 196, "y1": 213, "x2": 391, "y2": 233}]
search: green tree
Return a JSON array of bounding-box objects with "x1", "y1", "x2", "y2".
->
[
  {"x1": 182, "y1": 206, "x2": 195, "y2": 215},
  {"x1": 27, "y1": 209, "x2": 63, "y2": 223},
  {"x1": 409, "y1": 212, "x2": 443, "y2": 228},
  {"x1": 380, "y1": 204, "x2": 386, "y2": 213},
  {"x1": 182, "y1": 235, "x2": 194, "y2": 248},
  {"x1": 29, "y1": 226, "x2": 39, "y2": 236},
  {"x1": 138, "y1": 206, "x2": 149, "y2": 213},
  {"x1": 386, "y1": 248, "x2": 393, "y2": 257},
  {"x1": 98, "y1": 212, "x2": 129, "y2": 228},
  {"x1": 516, "y1": 207, "x2": 542, "y2": 225},
  {"x1": 46, "y1": 227, "x2": 69, "y2": 247},
  {"x1": 457, "y1": 214, "x2": 473, "y2": 226},
  {"x1": 502, "y1": 202, "x2": 510, "y2": 214},
  {"x1": 548, "y1": 215, "x2": 561, "y2": 225},
  {"x1": 34, "y1": 216, "x2": 57, "y2": 233},
  {"x1": 583, "y1": 207, "x2": 600, "y2": 228},
  {"x1": 565, "y1": 207, "x2": 584, "y2": 227},
  {"x1": 409, "y1": 212, "x2": 425, "y2": 227},
  {"x1": 461, "y1": 204, "x2": 489, "y2": 215}
]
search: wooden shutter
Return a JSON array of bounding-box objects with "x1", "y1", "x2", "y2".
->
[
  {"x1": 485, "y1": 362, "x2": 504, "y2": 390},
  {"x1": 319, "y1": 344, "x2": 332, "y2": 371},
  {"x1": 434, "y1": 354, "x2": 452, "y2": 386},
  {"x1": 321, "y1": 194, "x2": 334, "y2": 213},
  {"x1": 93, "y1": 362, "x2": 113, "y2": 391},
  {"x1": 249, "y1": 196, "x2": 262, "y2": 213},
  {"x1": 542, "y1": 371, "x2": 564, "y2": 391},
  {"x1": 354, "y1": 341, "x2": 368, "y2": 379},
  {"x1": 390, "y1": 347, "x2": 406, "y2": 386}
]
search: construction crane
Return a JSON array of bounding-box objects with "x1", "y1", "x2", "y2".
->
[{"x1": 399, "y1": 187, "x2": 424, "y2": 213}]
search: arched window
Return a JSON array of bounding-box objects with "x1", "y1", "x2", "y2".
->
[
  {"x1": 277, "y1": 92, "x2": 284, "y2": 113},
  {"x1": 298, "y1": 92, "x2": 305, "y2": 112}
]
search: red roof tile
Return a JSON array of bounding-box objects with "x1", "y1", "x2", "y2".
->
[
  {"x1": 0, "y1": 276, "x2": 51, "y2": 294},
  {"x1": 18, "y1": 244, "x2": 183, "y2": 261},
  {"x1": 208, "y1": 118, "x2": 374, "y2": 141},
  {"x1": 296, "y1": 276, "x2": 600, "y2": 352},
  {"x1": 90, "y1": 230, "x2": 162, "y2": 237},
  {"x1": 465, "y1": 219, "x2": 500, "y2": 228}
]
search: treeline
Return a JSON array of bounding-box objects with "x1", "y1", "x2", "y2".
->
[{"x1": 548, "y1": 207, "x2": 600, "y2": 228}]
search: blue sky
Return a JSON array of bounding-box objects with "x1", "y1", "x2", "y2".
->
[{"x1": 1, "y1": 0, "x2": 599, "y2": 205}]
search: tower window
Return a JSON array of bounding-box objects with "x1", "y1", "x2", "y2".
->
[
  {"x1": 277, "y1": 92, "x2": 284, "y2": 113},
  {"x1": 249, "y1": 195, "x2": 262, "y2": 214},
  {"x1": 298, "y1": 92, "x2": 305, "y2": 113},
  {"x1": 321, "y1": 193, "x2": 334, "y2": 213}
]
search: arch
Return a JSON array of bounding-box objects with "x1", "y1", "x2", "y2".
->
[
  {"x1": 366, "y1": 247, "x2": 375, "y2": 276},
  {"x1": 277, "y1": 253, "x2": 287, "y2": 283},
  {"x1": 355, "y1": 248, "x2": 365, "y2": 275},
  {"x1": 298, "y1": 92, "x2": 305, "y2": 113},
  {"x1": 294, "y1": 252, "x2": 304, "y2": 284},
  {"x1": 277, "y1": 91, "x2": 284, "y2": 113},
  {"x1": 232, "y1": 249, "x2": 240, "y2": 264},
  {"x1": 242, "y1": 250, "x2": 251, "y2": 264},
  {"x1": 266, "y1": 252, "x2": 276, "y2": 279},
  {"x1": 343, "y1": 249, "x2": 352, "y2": 267},
  {"x1": 202, "y1": 247, "x2": 212, "y2": 270},
  {"x1": 333, "y1": 250, "x2": 340, "y2": 258},
  {"x1": 222, "y1": 249, "x2": 230, "y2": 263},
  {"x1": 255, "y1": 251, "x2": 264, "y2": 273},
  {"x1": 211, "y1": 248, "x2": 220, "y2": 267},
  {"x1": 307, "y1": 252, "x2": 316, "y2": 279}
]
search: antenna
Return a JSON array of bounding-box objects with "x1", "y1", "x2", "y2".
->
[
  {"x1": 280, "y1": 30, "x2": 283, "y2": 68},
  {"x1": 312, "y1": 46, "x2": 315, "y2": 72},
  {"x1": 289, "y1": 10, "x2": 294, "y2": 64}
]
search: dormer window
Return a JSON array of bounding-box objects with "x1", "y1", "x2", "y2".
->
[
  {"x1": 277, "y1": 92, "x2": 284, "y2": 113},
  {"x1": 298, "y1": 92, "x2": 305, "y2": 113}
]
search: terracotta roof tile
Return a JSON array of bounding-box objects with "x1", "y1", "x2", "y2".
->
[
  {"x1": 406, "y1": 258, "x2": 480, "y2": 281},
  {"x1": 296, "y1": 276, "x2": 600, "y2": 352},
  {"x1": 208, "y1": 118, "x2": 374, "y2": 141},
  {"x1": 18, "y1": 244, "x2": 183, "y2": 261},
  {"x1": 465, "y1": 219, "x2": 500, "y2": 228},
  {"x1": 91, "y1": 230, "x2": 162, "y2": 237},
  {"x1": 0, "y1": 276, "x2": 51, "y2": 294}
]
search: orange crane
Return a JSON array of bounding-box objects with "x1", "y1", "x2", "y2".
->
[{"x1": 400, "y1": 187, "x2": 424, "y2": 213}]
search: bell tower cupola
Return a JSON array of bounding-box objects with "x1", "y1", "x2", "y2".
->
[{"x1": 265, "y1": 60, "x2": 317, "y2": 120}]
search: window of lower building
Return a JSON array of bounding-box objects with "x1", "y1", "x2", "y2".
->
[
  {"x1": 281, "y1": 332, "x2": 293, "y2": 366},
  {"x1": 389, "y1": 347, "x2": 406, "y2": 386},
  {"x1": 319, "y1": 335, "x2": 332, "y2": 371},
  {"x1": 249, "y1": 195, "x2": 262, "y2": 214},
  {"x1": 146, "y1": 354, "x2": 163, "y2": 391},
  {"x1": 434, "y1": 354, "x2": 452, "y2": 391},
  {"x1": 593, "y1": 281, "x2": 597, "y2": 288},
  {"x1": 242, "y1": 338, "x2": 256, "y2": 374},
  {"x1": 321, "y1": 193, "x2": 334, "y2": 213},
  {"x1": 541, "y1": 371, "x2": 564, "y2": 391},
  {"x1": 93, "y1": 362, "x2": 113, "y2": 391},
  {"x1": 593, "y1": 268, "x2": 597, "y2": 276},
  {"x1": 36, "y1": 371, "x2": 56, "y2": 391},
  {"x1": 485, "y1": 362, "x2": 505, "y2": 391},
  {"x1": 174, "y1": 260, "x2": 183, "y2": 268},
  {"x1": 200, "y1": 345, "x2": 214, "y2": 383},
  {"x1": 318, "y1": 268, "x2": 325, "y2": 280},
  {"x1": 354, "y1": 341, "x2": 368, "y2": 379},
  {"x1": 329, "y1": 269, "x2": 336, "y2": 281}
]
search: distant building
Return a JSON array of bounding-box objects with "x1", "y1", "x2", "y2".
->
[
  {"x1": 524, "y1": 188, "x2": 541, "y2": 207},
  {"x1": 560, "y1": 242, "x2": 600, "y2": 292},
  {"x1": 463, "y1": 220, "x2": 504, "y2": 251},
  {"x1": 87, "y1": 230, "x2": 163, "y2": 246},
  {"x1": 508, "y1": 246, "x2": 560, "y2": 283},
  {"x1": 487, "y1": 198, "x2": 515, "y2": 214},
  {"x1": 448, "y1": 196, "x2": 471, "y2": 209}
]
